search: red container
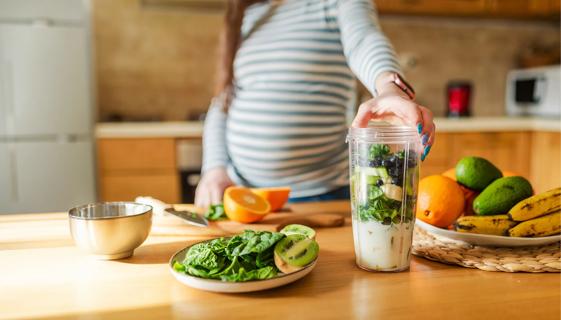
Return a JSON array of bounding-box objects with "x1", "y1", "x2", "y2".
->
[{"x1": 447, "y1": 81, "x2": 472, "y2": 117}]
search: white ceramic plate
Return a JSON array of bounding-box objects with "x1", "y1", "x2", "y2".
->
[
  {"x1": 169, "y1": 239, "x2": 317, "y2": 293},
  {"x1": 416, "y1": 219, "x2": 561, "y2": 247}
]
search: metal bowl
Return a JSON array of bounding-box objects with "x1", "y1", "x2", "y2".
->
[{"x1": 69, "y1": 202, "x2": 153, "y2": 260}]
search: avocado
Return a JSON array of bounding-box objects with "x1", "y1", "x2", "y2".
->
[
  {"x1": 473, "y1": 176, "x2": 533, "y2": 215},
  {"x1": 455, "y1": 156, "x2": 502, "y2": 191}
]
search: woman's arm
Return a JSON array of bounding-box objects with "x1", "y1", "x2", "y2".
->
[
  {"x1": 337, "y1": 0, "x2": 434, "y2": 159},
  {"x1": 195, "y1": 97, "x2": 234, "y2": 208}
]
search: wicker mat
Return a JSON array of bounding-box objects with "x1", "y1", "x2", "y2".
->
[{"x1": 412, "y1": 227, "x2": 561, "y2": 273}]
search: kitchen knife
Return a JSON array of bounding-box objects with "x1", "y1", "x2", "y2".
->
[
  {"x1": 164, "y1": 208, "x2": 209, "y2": 227},
  {"x1": 135, "y1": 196, "x2": 209, "y2": 227}
]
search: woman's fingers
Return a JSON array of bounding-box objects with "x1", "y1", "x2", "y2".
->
[
  {"x1": 210, "y1": 186, "x2": 223, "y2": 205},
  {"x1": 351, "y1": 95, "x2": 436, "y2": 161},
  {"x1": 418, "y1": 106, "x2": 435, "y2": 161},
  {"x1": 195, "y1": 184, "x2": 209, "y2": 208},
  {"x1": 352, "y1": 97, "x2": 422, "y2": 128},
  {"x1": 351, "y1": 102, "x2": 373, "y2": 127}
]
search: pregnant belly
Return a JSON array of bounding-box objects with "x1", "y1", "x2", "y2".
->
[{"x1": 226, "y1": 107, "x2": 348, "y2": 179}]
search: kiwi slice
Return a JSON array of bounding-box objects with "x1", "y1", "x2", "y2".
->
[
  {"x1": 274, "y1": 234, "x2": 319, "y2": 274},
  {"x1": 279, "y1": 224, "x2": 316, "y2": 239}
]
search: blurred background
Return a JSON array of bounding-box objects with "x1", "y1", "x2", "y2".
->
[{"x1": 0, "y1": 0, "x2": 560, "y2": 213}]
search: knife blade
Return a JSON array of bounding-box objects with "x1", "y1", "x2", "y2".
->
[{"x1": 165, "y1": 208, "x2": 209, "y2": 227}]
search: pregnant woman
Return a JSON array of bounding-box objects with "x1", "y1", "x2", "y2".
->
[{"x1": 195, "y1": 0, "x2": 435, "y2": 207}]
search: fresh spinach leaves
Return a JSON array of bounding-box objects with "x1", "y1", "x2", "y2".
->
[
  {"x1": 358, "y1": 185, "x2": 412, "y2": 224},
  {"x1": 204, "y1": 204, "x2": 226, "y2": 221},
  {"x1": 173, "y1": 230, "x2": 285, "y2": 282},
  {"x1": 368, "y1": 144, "x2": 390, "y2": 160}
]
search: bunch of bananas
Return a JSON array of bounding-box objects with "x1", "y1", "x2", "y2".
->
[{"x1": 454, "y1": 187, "x2": 561, "y2": 237}]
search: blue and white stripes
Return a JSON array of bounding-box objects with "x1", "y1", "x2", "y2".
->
[{"x1": 202, "y1": 0, "x2": 401, "y2": 198}]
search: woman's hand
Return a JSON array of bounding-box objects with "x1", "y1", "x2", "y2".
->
[
  {"x1": 351, "y1": 73, "x2": 435, "y2": 161},
  {"x1": 195, "y1": 166, "x2": 234, "y2": 208}
]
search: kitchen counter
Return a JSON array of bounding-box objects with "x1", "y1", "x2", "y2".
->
[
  {"x1": 95, "y1": 121, "x2": 204, "y2": 139},
  {"x1": 2, "y1": 201, "x2": 560, "y2": 320},
  {"x1": 95, "y1": 117, "x2": 561, "y2": 139},
  {"x1": 434, "y1": 117, "x2": 561, "y2": 132}
]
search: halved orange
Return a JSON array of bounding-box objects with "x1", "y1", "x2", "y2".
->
[
  {"x1": 250, "y1": 187, "x2": 291, "y2": 212},
  {"x1": 223, "y1": 187, "x2": 271, "y2": 223}
]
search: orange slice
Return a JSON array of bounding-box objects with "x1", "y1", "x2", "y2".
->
[
  {"x1": 251, "y1": 187, "x2": 291, "y2": 212},
  {"x1": 223, "y1": 187, "x2": 271, "y2": 223}
]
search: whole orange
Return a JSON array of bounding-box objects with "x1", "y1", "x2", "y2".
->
[
  {"x1": 250, "y1": 187, "x2": 291, "y2": 212},
  {"x1": 223, "y1": 187, "x2": 271, "y2": 223},
  {"x1": 416, "y1": 175, "x2": 465, "y2": 228},
  {"x1": 442, "y1": 168, "x2": 456, "y2": 180},
  {"x1": 502, "y1": 170, "x2": 518, "y2": 177}
]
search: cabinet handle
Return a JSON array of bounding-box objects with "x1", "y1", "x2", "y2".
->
[
  {"x1": 0, "y1": 60, "x2": 14, "y2": 134},
  {"x1": 9, "y1": 144, "x2": 19, "y2": 202}
]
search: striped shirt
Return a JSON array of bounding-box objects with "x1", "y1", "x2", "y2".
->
[{"x1": 202, "y1": 0, "x2": 401, "y2": 198}]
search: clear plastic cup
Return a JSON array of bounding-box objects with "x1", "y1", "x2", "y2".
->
[{"x1": 347, "y1": 122, "x2": 421, "y2": 272}]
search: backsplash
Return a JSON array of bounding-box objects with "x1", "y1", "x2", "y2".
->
[
  {"x1": 382, "y1": 16, "x2": 560, "y2": 117},
  {"x1": 93, "y1": 0, "x2": 560, "y2": 121}
]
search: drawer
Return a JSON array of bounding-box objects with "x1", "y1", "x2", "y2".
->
[
  {"x1": 100, "y1": 173, "x2": 180, "y2": 204},
  {"x1": 97, "y1": 138, "x2": 176, "y2": 172}
]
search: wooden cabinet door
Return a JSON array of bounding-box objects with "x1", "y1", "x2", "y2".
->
[
  {"x1": 420, "y1": 133, "x2": 454, "y2": 178},
  {"x1": 450, "y1": 132, "x2": 531, "y2": 178},
  {"x1": 100, "y1": 174, "x2": 180, "y2": 204},
  {"x1": 97, "y1": 138, "x2": 181, "y2": 203},
  {"x1": 376, "y1": 0, "x2": 487, "y2": 16},
  {"x1": 486, "y1": 0, "x2": 550, "y2": 17},
  {"x1": 420, "y1": 132, "x2": 532, "y2": 179},
  {"x1": 530, "y1": 132, "x2": 561, "y2": 193},
  {"x1": 550, "y1": 0, "x2": 561, "y2": 13}
]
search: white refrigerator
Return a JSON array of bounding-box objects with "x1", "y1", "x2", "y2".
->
[{"x1": 0, "y1": 0, "x2": 96, "y2": 213}]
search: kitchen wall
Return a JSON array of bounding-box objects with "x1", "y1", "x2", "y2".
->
[
  {"x1": 383, "y1": 16, "x2": 560, "y2": 117},
  {"x1": 93, "y1": 0, "x2": 222, "y2": 121},
  {"x1": 93, "y1": 1, "x2": 560, "y2": 121}
]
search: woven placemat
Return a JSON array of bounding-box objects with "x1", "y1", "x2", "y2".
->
[{"x1": 412, "y1": 227, "x2": 561, "y2": 273}]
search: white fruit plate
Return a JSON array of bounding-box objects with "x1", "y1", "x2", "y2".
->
[
  {"x1": 169, "y1": 239, "x2": 317, "y2": 293},
  {"x1": 416, "y1": 219, "x2": 561, "y2": 247}
]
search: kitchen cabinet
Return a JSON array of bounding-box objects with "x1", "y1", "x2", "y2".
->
[
  {"x1": 376, "y1": 0, "x2": 560, "y2": 19},
  {"x1": 422, "y1": 131, "x2": 560, "y2": 193},
  {"x1": 530, "y1": 132, "x2": 561, "y2": 193},
  {"x1": 486, "y1": 0, "x2": 550, "y2": 17},
  {"x1": 376, "y1": 0, "x2": 487, "y2": 16},
  {"x1": 548, "y1": 0, "x2": 560, "y2": 12},
  {"x1": 97, "y1": 138, "x2": 181, "y2": 203}
]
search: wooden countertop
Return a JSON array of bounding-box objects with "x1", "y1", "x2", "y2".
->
[
  {"x1": 1, "y1": 201, "x2": 560, "y2": 320},
  {"x1": 94, "y1": 117, "x2": 561, "y2": 139}
]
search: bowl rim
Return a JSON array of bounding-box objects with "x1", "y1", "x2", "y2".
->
[{"x1": 68, "y1": 202, "x2": 153, "y2": 220}]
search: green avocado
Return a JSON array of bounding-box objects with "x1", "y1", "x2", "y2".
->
[
  {"x1": 473, "y1": 176, "x2": 533, "y2": 216},
  {"x1": 455, "y1": 156, "x2": 502, "y2": 191}
]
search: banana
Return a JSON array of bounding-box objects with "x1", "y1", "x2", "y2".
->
[
  {"x1": 508, "y1": 211, "x2": 561, "y2": 237},
  {"x1": 508, "y1": 187, "x2": 561, "y2": 222},
  {"x1": 454, "y1": 215, "x2": 518, "y2": 236}
]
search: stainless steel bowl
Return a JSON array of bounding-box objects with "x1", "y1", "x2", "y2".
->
[{"x1": 69, "y1": 202, "x2": 153, "y2": 260}]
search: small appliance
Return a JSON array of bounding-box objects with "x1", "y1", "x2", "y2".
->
[{"x1": 506, "y1": 65, "x2": 561, "y2": 117}]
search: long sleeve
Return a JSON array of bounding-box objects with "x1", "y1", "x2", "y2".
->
[
  {"x1": 201, "y1": 96, "x2": 229, "y2": 173},
  {"x1": 337, "y1": 0, "x2": 402, "y2": 95}
]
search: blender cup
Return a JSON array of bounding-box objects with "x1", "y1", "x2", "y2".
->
[{"x1": 347, "y1": 123, "x2": 421, "y2": 272}]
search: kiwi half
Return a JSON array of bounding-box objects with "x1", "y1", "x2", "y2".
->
[
  {"x1": 279, "y1": 224, "x2": 316, "y2": 239},
  {"x1": 274, "y1": 234, "x2": 319, "y2": 274}
]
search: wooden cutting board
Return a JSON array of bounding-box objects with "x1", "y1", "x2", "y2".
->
[{"x1": 151, "y1": 202, "x2": 348, "y2": 237}]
